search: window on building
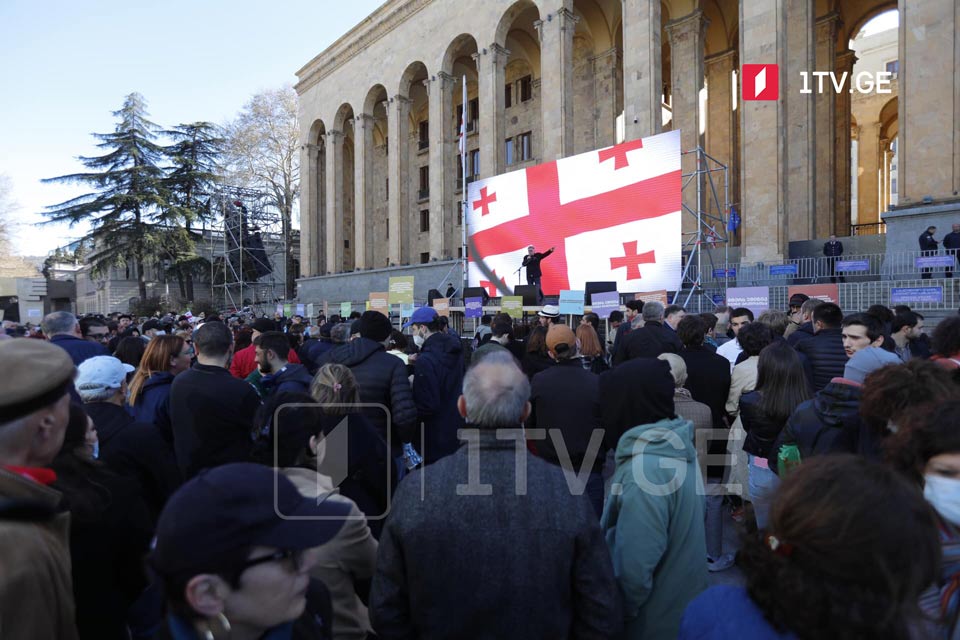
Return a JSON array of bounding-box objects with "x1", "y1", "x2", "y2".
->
[
  {"x1": 419, "y1": 166, "x2": 429, "y2": 199},
  {"x1": 470, "y1": 150, "x2": 480, "y2": 177},
  {"x1": 505, "y1": 83, "x2": 513, "y2": 109},
  {"x1": 418, "y1": 121, "x2": 429, "y2": 150},
  {"x1": 505, "y1": 138, "x2": 515, "y2": 165},
  {"x1": 344, "y1": 239, "x2": 350, "y2": 249},
  {"x1": 885, "y1": 59, "x2": 899, "y2": 75},
  {"x1": 420, "y1": 252, "x2": 430, "y2": 264},
  {"x1": 519, "y1": 75, "x2": 533, "y2": 102},
  {"x1": 458, "y1": 247, "x2": 463, "y2": 259},
  {"x1": 386, "y1": 222, "x2": 389, "y2": 239},
  {"x1": 519, "y1": 132, "x2": 532, "y2": 162},
  {"x1": 457, "y1": 201, "x2": 463, "y2": 226},
  {"x1": 469, "y1": 98, "x2": 479, "y2": 127},
  {"x1": 420, "y1": 209, "x2": 430, "y2": 232},
  {"x1": 385, "y1": 178, "x2": 389, "y2": 199}
]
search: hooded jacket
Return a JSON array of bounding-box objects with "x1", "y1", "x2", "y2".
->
[
  {"x1": 602, "y1": 418, "x2": 708, "y2": 640},
  {"x1": 770, "y1": 380, "x2": 862, "y2": 471},
  {"x1": 261, "y1": 363, "x2": 314, "y2": 397},
  {"x1": 131, "y1": 371, "x2": 175, "y2": 444},
  {"x1": 412, "y1": 332, "x2": 465, "y2": 464},
  {"x1": 322, "y1": 338, "x2": 417, "y2": 449}
]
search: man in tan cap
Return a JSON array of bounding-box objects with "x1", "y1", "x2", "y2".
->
[{"x1": 0, "y1": 339, "x2": 79, "y2": 639}]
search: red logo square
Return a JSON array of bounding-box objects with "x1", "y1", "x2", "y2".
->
[{"x1": 742, "y1": 64, "x2": 779, "y2": 100}]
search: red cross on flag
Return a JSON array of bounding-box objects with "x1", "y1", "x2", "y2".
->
[{"x1": 467, "y1": 129, "x2": 682, "y2": 296}]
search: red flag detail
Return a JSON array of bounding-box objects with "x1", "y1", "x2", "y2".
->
[
  {"x1": 610, "y1": 241, "x2": 656, "y2": 280},
  {"x1": 479, "y1": 269, "x2": 507, "y2": 297},
  {"x1": 473, "y1": 187, "x2": 498, "y2": 216},
  {"x1": 598, "y1": 139, "x2": 644, "y2": 170}
]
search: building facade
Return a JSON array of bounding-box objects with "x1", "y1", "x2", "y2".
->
[{"x1": 295, "y1": 0, "x2": 959, "y2": 280}]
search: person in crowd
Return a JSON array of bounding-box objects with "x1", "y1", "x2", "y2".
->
[
  {"x1": 679, "y1": 455, "x2": 940, "y2": 640},
  {"x1": 607, "y1": 309, "x2": 624, "y2": 352},
  {"x1": 891, "y1": 310, "x2": 925, "y2": 362},
  {"x1": 528, "y1": 324, "x2": 605, "y2": 516},
  {"x1": 471, "y1": 318, "x2": 516, "y2": 363},
  {"x1": 77, "y1": 356, "x2": 181, "y2": 520},
  {"x1": 738, "y1": 343, "x2": 811, "y2": 530},
  {"x1": 300, "y1": 323, "x2": 335, "y2": 374},
  {"x1": 474, "y1": 314, "x2": 493, "y2": 347},
  {"x1": 370, "y1": 353, "x2": 621, "y2": 639},
  {"x1": 385, "y1": 329, "x2": 410, "y2": 366},
  {"x1": 254, "y1": 331, "x2": 315, "y2": 398},
  {"x1": 664, "y1": 304, "x2": 686, "y2": 332},
  {"x1": 756, "y1": 309, "x2": 789, "y2": 341},
  {"x1": 840, "y1": 312, "x2": 885, "y2": 359},
  {"x1": 405, "y1": 307, "x2": 465, "y2": 464},
  {"x1": 784, "y1": 293, "x2": 810, "y2": 339},
  {"x1": 944, "y1": 223, "x2": 960, "y2": 278},
  {"x1": 322, "y1": 311, "x2": 417, "y2": 463},
  {"x1": 823, "y1": 234, "x2": 844, "y2": 283},
  {"x1": 522, "y1": 324, "x2": 556, "y2": 381},
  {"x1": 149, "y1": 463, "x2": 347, "y2": 639},
  {"x1": 580, "y1": 311, "x2": 600, "y2": 333},
  {"x1": 445, "y1": 282, "x2": 456, "y2": 299},
  {"x1": 795, "y1": 302, "x2": 846, "y2": 391},
  {"x1": 601, "y1": 357, "x2": 707, "y2": 639},
  {"x1": 234, "y1": 327, "x2": 254, "y2": 352},
  {"x1": 931, "y1": 315, "x2": 960, "y2": 369},
  {"x1": 330, "y1": 322, "x2": 352, "y2": 346},
  {"x1": 658, "y1": 353, "x2": 713, "y2": 481},
  {"x1": 699, "y1": 312, "x2": 721, "y2": 351},
  {"x1": 169, "y1": 321, "x2": 262, "y2": 479},
  {"x1": 576, "y1": 322, "x2": 609, "y2": 374},
  {"x1": 44, "y1": 310, "x2": 109, "y2": 365},
  {"x1": 51, "y1": 403, "x2": 154, "y2": 640},
  {"x1": 141, "y1": 319, "x2": 165, "y2": 341},
  {"x1": 127, "y1": 334, "x2": 192, "y2": 444},
  {"x1": 611, "y1": 299, "x2": 643, "y2": 358},
  {"x1": 108, "y1": 313, "x2": 133, "y2": 352},
  {"x1": 436, "y1": 315, "x2": 460, "y2": 340},
  {"x1": 256, "y1": 392, "x2": 379, "y2": 640},
  {"x1": 920, "y1": 225, "x2": 940, "y2": 279},
  {"x1": 230, "y1": 318, "x2": 301, "y2": 380},
  {"x1": 537, "y1": 303, "x2": 562, "y2": 327},
  {"x1": 113, "y1": 334, "x2": 146, "y2": 371},
  {"x1": 770, "y1": 346, "x2": 902, "y2": 466},
  {"x1": 786, "y1": 298, "x2": 823, "y2": 348},
  {"x1": 713, "y1": 306, "x2": 732, "y2": 346},
  {"x1": 716, "y1": 307, "x2": 753, "y2": 370},
  {"x1": 613, "y1": 300, "x2": 682, "y2": 364},
  {"x1": 0, "y1": 340, "x2": 79, "y2": 639},
  {"x1": 79, "y1": 316, "x2": 111, "y2": 347}
]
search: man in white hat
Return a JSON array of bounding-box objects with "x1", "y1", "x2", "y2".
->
[{"x1": 538, "y1": 304, "x2": 561, "y2": 328}]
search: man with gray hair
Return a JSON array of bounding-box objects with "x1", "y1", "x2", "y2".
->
[
  {"x1": 43, "y1": 310, "x2": 108, "y2": 366},
  {"x1": 613, "y1": 300, "x2": 682, "y2": 365},
  {"x1": 370, "y1": 352, "x2": 622, "y2": 639}
]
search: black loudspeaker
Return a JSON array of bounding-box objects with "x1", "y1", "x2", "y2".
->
[
  {"x1": 585, "y1": 281, "x2": 618, "y2": 304},
  {"x1": 463, "y1": 286, "x2": 490, "y2": 305},
  {"x1": 514, "y1": 285, "x2": 539, "y2": 306},
  {"x1": 427, "y1": 289, "x2": 443, "y2": 306}
]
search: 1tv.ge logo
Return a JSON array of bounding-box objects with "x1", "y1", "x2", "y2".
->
[{"x1": 742, "y1": 63, "x2": 894, "y2": 101}]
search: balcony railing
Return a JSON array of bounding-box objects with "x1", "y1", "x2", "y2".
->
[{"x1": 851, "y1": 222, "x2": 887, "y2": 236}]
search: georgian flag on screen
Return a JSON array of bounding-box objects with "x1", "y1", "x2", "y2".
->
[{"x1": 467, "y1": 129, "x2": 682, "y2": 296}]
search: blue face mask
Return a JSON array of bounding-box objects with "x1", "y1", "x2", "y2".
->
[{"x1": 92, "y1": 440, "x2": 100, "y2": 460}]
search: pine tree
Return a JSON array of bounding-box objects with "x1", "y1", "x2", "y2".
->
[{"x1": 42, "y1": 93, "x2": 168, "y2": 302}]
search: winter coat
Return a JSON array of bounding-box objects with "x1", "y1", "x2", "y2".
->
[
  {"x1": 0, "y1": 468, "x2": 79, "y2": 640},
  {"x1": 522, "y1": 351, "x2": 556, "y2": 382},
  {"x1": 770, "y1": 380, "x2": 862, "y2": 472},
  {"x1": 369, "y1": 428, "x2": 623, "y2": 640},
  {"x1": 262, "y1": 363, "x2": 315, "y2": 397},
  {"x1": 412, "y1": 332, "x2": 465, "y2": 464},
  {"x1": 726, "y1": 357, "x2": 758, "y2": 417},
  {"x1": 83, "y1": 401, "x2": 181, "y2": 521},
  {"x1": 580, "y1": 355, "x2": 610, "y2": 375},
  {"x1": 920, "y1": 231, "x2": 940, "y2": 252},
  {"x1": 229, "y1": 342, "x2": 300, "y2": 380},
  {"x1": 529, "y1": 358, "x2": 604, "y2": 472},
  {"x1": 679, "y1": 585, "x2": 796, "y2": 639},
  {"x1": 739, "y1": 390, "x2": 785, "y2": 459},
  {"x1": 49, "y1": 334, "x2": 109, "y2": 366},
  {"x1": 680, "y1": 346, "x2": 732, "y2": 431},
  {"x1": 674, "y1": 388, "x2": 713, "y2": 481},
  {"x1": 613, "y1": 321, "x2": 682, "y2": 365},
  {"x1": 300, "y1": 338, "x2": 334, "y2": 375},
  {"x1": 602, "y1": 417, "x2": 708, "y2": 640},
  {"x1": 795, "y1": 327, "x2": 846, "y2": 392},
  {"x1": 823, "y1": 240, "x2": 843, "y2": 257},
  {"x1": 321, "y1": 338, "x2": 417, "y2": 451},
  {"x1": 786, "y1": 321, "x2": 815, "y2": 348},
  {"x1": 131, "y1": 371, "x2": 175, "y2": 444}
]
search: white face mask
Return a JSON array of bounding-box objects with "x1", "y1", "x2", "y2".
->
[
  {"x1": 924, "y1": 474, "x2": 960, "y2": 525},
  {"x1": 413, "y1": 334, "x2": 425, "y2": 348}
]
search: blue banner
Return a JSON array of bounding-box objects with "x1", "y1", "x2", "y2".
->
[
  {"x1": 559, "y1": 290, "x2": 585, "y2": 315},
  {"x1": 835, "y1": 259, "x2": 870, "y2": 272},
  {"x1": 769, "y1": 264, "x2": 798, "y2": 276},
  {"x1": 713, "y1": 268, "x2": 736, "y2": 279},
  {"x1": 465, "y1": 297, "x2": 483, "y2": 319},
  {"x1": 915, "y1": 256, "x2": 956, "y2": 269},
  {"x1": 890, "y1": 287, "x2": 943, "y2": 304}
]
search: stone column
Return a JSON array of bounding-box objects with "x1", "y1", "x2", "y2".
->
[
  {"x1": 666, "y1": 9, "x2": 708, "y2": 235},
  {"x1": 898, "y1": 0, "x2": 960, "y2": 204},
  {"x1": 783, "y1": 0, "x2": 815, "y2": 242},
  {"x1": 324, "y1": 130, "x2": 344, "y2": 274},
  {"x1": 353, "y1": 114, "x2": 372, "y2": 270},
  {"x1": 814, "y1": 12, "x2": 839, "y2": 238},
  {"x1": 591, "y1": 47, "x2": 620, "y2": 148},
  {"x1": 739, "y1": 0, "x2": 786, "y2": 262},
  {"x1": 622, "y1": 0, "x2": 662, "y2": 141},
  {"x1": 833, "y1": 49, "x2": 856, "y2": 236},
  {"x1": 880, "y1": 141, "x2": 891, "y2": 214},
  {"x1": 427, "y1": 72, "x2": 454, "y2": 259},
  {"x1": 473, "y1": 44, "x2": 508, "y2": 178},
  {"x1": 536, "y1": 8, "x2": 578, "y2": 160},
  {"x1": 705, "y1": 49, "x2": 736, "y2": 223},
  {"x1": 857, "y1": 121, "x2": 881, "y2": 226},
  {"x1": 387, "y1": 95, "x2": 411, "y2": 265},
  {"x1": 300, "y1": 143, "x2": 322, "y2": 276}
]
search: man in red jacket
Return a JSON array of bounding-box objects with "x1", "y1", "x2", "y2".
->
[{"x1": 229, "y1": 318, "x2": 299, "y2": 379}]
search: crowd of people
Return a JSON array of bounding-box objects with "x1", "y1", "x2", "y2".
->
[{"x1": 3, "y1": 294, "x2": 960, "y2": 639}]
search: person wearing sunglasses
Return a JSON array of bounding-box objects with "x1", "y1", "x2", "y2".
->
[{"x1": 151, "y1": 463, "x2": 349, "y2": 640}]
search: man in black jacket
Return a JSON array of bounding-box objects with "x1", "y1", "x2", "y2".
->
[
  {"x1": 522, "y1": 244, "x2": 555, "y2": 304},
  {"x1": 676, "y1": 315, "x2": 731, "y2": 433},
  {"x1": 944, "y1": 223, "x2": 960, "y2": 278},
  {"x1": 256, "y1": 331, "x2": 314, "y2": 397},
  {"x1": 613, "y1": 301, "x2": 682, "y2": 365},
  {"x1": 919, "y1": 226, "x2": 939, "y2": 279},
  {"x1": 823, "y1": 234, "x2": 844, "y2": 283},
  {"x1": 795, "y1": 303, "x2": 847, "y2": 392},
  {"x1": 610, "y1": 299, "x2": 643, "y2": 360},
  {"x1": 169, "y1": 321, "x2": 262, "y2": 479}
]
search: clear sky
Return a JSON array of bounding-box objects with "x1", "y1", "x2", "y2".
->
[{"x1": 0, "y1": 0, "x2": 383, "y2": 257}]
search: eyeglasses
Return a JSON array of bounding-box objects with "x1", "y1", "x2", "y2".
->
[
  {"x1": 89, "y1": 333, "x2": 110, "y2": 341},
  {"x1": 235, "y1": 548, "x2": 304, "y2": 574}
]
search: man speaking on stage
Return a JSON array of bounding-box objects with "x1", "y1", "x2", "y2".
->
[{"x1": 522, "y1": 245, "x2": 555, "y2": 304}]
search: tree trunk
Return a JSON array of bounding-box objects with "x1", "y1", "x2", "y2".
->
[
  {"x1": 185, "y1": 271, "x2": 195, "y2": 302},
  {"x1": 136, "y1": 256, "x2": 147, "y2": 302},
  {"x1": 176, "y1": 265, "x2": 187, "y2": 300}
]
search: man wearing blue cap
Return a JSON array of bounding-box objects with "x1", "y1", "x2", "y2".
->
[{"x1": 404, "y1": 307, "x2": 465, "y2": 464}]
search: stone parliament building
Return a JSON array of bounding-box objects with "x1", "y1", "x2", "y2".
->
[{"x1": 295, "y1": 0, "x2": 959, "y2": 300}]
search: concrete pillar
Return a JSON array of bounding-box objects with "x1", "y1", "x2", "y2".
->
[
  {"x1": 324, "y1": 130, "x2": 344, "y2": 274},
  {"x1": 666, "y1": 9, "x2": 708, "y2": 235},
  {"x1": 705, "y1": 49, "x2": 736, "y2": 223},
  {"x1": 591, "y1": 47, "x2": 620, "y2": 148},
  {"x1": 473, "y1": 44, "x2": 508, "y2": 178},
  {"x1": 387, "y1": 95, "x2": 411, "y2": 265},
  {"x1": 898, "y1": 0, "x2": 960, "y2": 204},
  {"x1": 622, "y1": 0, "x2": 662, "y2": 141},
  {"x1": 427, "y1": 72, "x2": 454, "y2": 259},
  {"x1": 833, "y1": 49, "x2": 856, "y2": 236},
  {"x1": 739, "y1": 0, "x2": 786, "y2": 262},
  {"x1": 783, "y1": 0, "x2": 815, "y2": 242},
  {"x1": 353, "y1": 114, "x2": 372, "y2": 270},
  {"x1": 814, "y1": 12, "x2": 839, "y2": 239},
  {"x1": 880, "y1": 141, "x2": 891, "y2": 214},
  {"x1": 857, "y1": 121, "x2": 882, "y2": 225},
  {"x1": 300, "y1": 143, "x2": 322, "y2": 276},
  {"x1": 536, "y1": 7, "x2": 578, "y2": 160}
]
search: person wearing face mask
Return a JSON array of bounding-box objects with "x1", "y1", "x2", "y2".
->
[{"x1": 404, "y1": 307, "x2": 465, "y2": 465}]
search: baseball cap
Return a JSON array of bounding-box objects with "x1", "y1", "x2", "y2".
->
[
  {"x1": 538, "y1": 304, "x2": 560, "y2": 318},
  {"x1": 0, "y1": 340, "x2": 75, "y2": 423},
  {"x1": 151, "y1": 463, "x2": 350, "y2": 579},
  {"x1": 76, "y1": 356, "x2": 135, "y2": 395},
  {"x1": 789, "y1": 293, "x2": 810, "y2": 308},
  {"x1": 546, "y1": 324, "x2": 577, "y2": 356},
  {"x1": 843, "y1": 347, "x2": 901, "y2": 384},
  {"x1": 402, "y1": 306, "x2": 439, "y2": 329}
]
